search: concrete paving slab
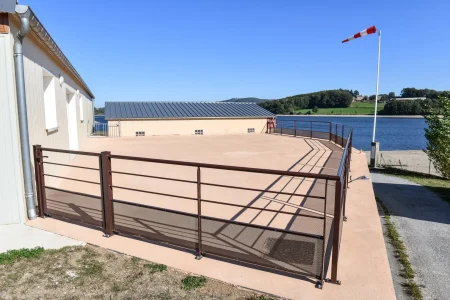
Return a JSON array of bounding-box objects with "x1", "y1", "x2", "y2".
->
[{"x1": 0, "y1": 223, "x2": 85, "y2": 253}]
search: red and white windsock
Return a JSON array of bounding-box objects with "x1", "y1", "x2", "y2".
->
[{"x1": 342, "y1": 25, "x2": 377, "y2": 43}]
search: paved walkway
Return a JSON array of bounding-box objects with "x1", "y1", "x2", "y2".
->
[
  {"x1": 0, "y1": 223, "x2": 85, "y2": 253},
  {"x1": 371, "y1": 172, "x2": 450, "y2": 300}
]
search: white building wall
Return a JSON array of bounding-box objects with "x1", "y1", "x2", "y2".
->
[
  {"x1": 0, "y1": 33, "x2": 26, "y2": 224},
  {"x1": 9, "y1": 19, "x2": 94, "y2": 155},
  {"x1": 0, "y1": 17, "x2": 95, "y2": 224}
]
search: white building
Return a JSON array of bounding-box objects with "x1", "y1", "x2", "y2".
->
[{"x1": 0, "y1": 5, "x2": 94, "y2": 225}]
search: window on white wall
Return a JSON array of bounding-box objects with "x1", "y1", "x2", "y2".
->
[
  {"x1": 78, "y1": 93, "x2": 84, "y2": 122},
  {"x1": 42, "y1": 69, "x2": 58, "y2": 132}
]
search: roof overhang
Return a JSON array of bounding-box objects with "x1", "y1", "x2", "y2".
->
[{"x1": 13, "y1": 5, "x2": 94, "y2": 99}]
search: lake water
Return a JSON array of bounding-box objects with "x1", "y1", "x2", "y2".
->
[
  {"x1": 277, "y1": 116, "x2": 427, "y2": 151},
  {"x1": 95, "y1": 115, "x2": 107, "y2": 124},
  {"x1": 94, "y1": 114, "x2": 427, "y2": 151}
]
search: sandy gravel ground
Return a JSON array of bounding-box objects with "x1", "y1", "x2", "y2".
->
[
  {"x1": 364, "y1": 150, "x2": 439, "y2": 176},
  {"x1": 0, "y1": 245, "x2": 274, "y2": 300},
  {"x1": 371, "y1": 172, "x2": 450, "y2": 300}
]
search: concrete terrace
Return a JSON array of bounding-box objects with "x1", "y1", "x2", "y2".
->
[{"x1": 28, "y1": 134, "x2": 395, "y2": 299}]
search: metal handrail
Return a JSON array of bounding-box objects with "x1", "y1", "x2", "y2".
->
[
  {"x1": 110, "y1": 154, "x2": 339, "y2": 180},
  {"x1": 337, "y1": 129, "x2": 353, "y2": 177}
]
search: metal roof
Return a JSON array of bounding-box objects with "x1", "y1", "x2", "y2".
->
[{"x1": 105, "y1": 102, "x2": 275, "y2": 120}]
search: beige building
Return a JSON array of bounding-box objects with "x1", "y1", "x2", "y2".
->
[
  {"x1": 0, "y1": 5, "x2": 94, "y2": 224},
  {"x1": 105, "y1": 102, "x2": 274, "y2": 137}
]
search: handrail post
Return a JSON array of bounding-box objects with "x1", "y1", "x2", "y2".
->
[
  {"x1": 310, "y1": 121, "x2": 312, "y2": 138},
  {"x1": 341, "y1": 125, "x2": 344, "y2": 147},
  {"x1": 33, "y1": 145, "x2": 47, "y2": 217},
  {"x1": 196, "y1": 167, "x2": 203, "y2": 259},
  {"x1": 294, "y1": 120, "x2": 297, "y2": 137},
  {"x1": 329, "y1": 122, "x2": 332, "y2": 141},
  {"x1": 335, "y1": 124, "x2": 337, "y2": 143},
  {"x1": 317, "y1": 178, "x2": 329, "y2": 289},
  {"x1": 330, "y1": 177, "x2": 342, "y2": 283},
  {"x1": 281, "y1": 120, "x2": 283, "y2": 135},
  {"x1": 100, "y1": 151, "x2": 114, "y2": 237}
]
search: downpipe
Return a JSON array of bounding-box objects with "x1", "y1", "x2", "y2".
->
[{"x1": 13, "y1": 5, "x2": 37, "y2": 220}]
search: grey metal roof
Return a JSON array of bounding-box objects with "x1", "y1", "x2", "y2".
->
[{"x1": 105, "y1": 102, "x2": 275, "y2": 120}]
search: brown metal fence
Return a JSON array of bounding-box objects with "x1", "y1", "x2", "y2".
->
[
  {"x1": 33, "y1": 123, "x2": 352, "y2": 289},
  {"x1": 271, "y1": 120, "x2": 350, "y2": 148}
]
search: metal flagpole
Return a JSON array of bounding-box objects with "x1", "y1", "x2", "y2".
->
[
  {"x1": 372, "y1": 30, "x2": 381, "y2": 143},
  {"x1": 342, "y1": 25, "x2": 379, "y2": 167}
]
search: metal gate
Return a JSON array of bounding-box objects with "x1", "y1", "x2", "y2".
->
[{"x1": 92, "y1": 124, "x2": 120, "y2": 137}]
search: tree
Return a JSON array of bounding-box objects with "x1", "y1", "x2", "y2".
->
[
  {"x1": 354, "y1": 90, "x2": 360, "y2": 96},
  {"x1": 369, "y1": 95, "x2": 376, "y2": 101},
  {"x1": 94, "y1": 107, "x2": 104, "y2": 115},
  {"x1": 312, "y1": 106, "x2": 319, "y2": 113},
  {"x1": 388, "y1": 92, "x2": 396, "y2": 99},
  {"x1": 423, "y1": 96, "x2": 450, "y2": 178},
  {"x1": 379, "y1": 94, "x2": 389, "y2": 102}
]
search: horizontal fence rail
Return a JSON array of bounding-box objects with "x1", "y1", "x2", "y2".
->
[{"x1": 33, "y1": 122, "x2": 352, "y2": 288}]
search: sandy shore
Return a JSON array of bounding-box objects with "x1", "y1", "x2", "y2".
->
[{"x1": 363, "y1": 150, "x2": 439, "y2": 176}]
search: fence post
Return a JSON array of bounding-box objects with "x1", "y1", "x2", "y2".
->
[
  {"x1": 196, "y1": 167, "x2": 203, "y2": 259},
  {"x1": 294, "y1": 120, "x2": 297, "y2": 137},
  {"x1": 335, "y1": 124, "x2": 337, "y2": 143},
  {"x1": 310, "y1": 122, "x2": 312, "y2": 138},
  {"x1": 100, "y1": 151, "x2": 114, "y2": 237},
  {"x1": 330, "y1": 178, "x2": 342, "y2": 284},
  {"x1": 317, "y1": 178, "x2": 329, "y2": 289},
  {"x1": 341, "y1": 125, "x2": 344, "y2": 147},
  {"x1": 33, "y1": 145, "x2": 47, "y2": 217},
  {"x1": 280, "y1": 120, "x2": 283, "y2": 135},
  {"x1": 329, "y1": 122, "x2": 332, "y2": 141}
]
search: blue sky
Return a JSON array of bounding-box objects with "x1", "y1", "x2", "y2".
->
[{"x1": 27, "y1": 0, "x2": 450, "y2": 107}]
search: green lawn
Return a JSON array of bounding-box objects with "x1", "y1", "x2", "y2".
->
[{"x1": 295, "y1": 102, "x2": 385, "y2": 115}]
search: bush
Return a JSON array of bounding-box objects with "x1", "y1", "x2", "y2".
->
[
  {"x1": 312, "y1": 106, "x2": 319, "y2": 113},
  {"x1": 181, "y1": 276, "x2": 207, "y2": 291},
  {"x1": 424, "y1": 96, "x2": 450, "y2": 178}
]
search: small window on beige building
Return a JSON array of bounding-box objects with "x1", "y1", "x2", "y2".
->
[
  {"x1": 136, "y1": 131, "x2": 145, "y2": 136},
  {"x1": 195, "y1": 130, "x2": 203, "y2": 135},
  {"x1": 248, "y1": 128, "x2": 255, "y2": 133}
]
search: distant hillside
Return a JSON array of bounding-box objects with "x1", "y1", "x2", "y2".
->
[
  {"x1": 258, "y1": 89, "x2": 354, "y2": 114},
  {"x1": 221, "y1": 97, "x2": 271, "y2": 103}
]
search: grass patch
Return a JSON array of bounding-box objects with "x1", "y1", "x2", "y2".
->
[
  {"x1": 0, "y1": 247, "x2": 45, "y2": 265},
  {"x1": 378, "y1": 167, "x2": 450, "y2": 204},
  {"x1": 0, "y1": 245, "x2": 273, "y2": 299},
  {"x1": 181, "y1": 275, "x2": 207, "y2": 291},
  {"x1": 295, "y1": 102, "x2": 385, "y2": 115},
  {"x1": 376, "y1": 197, "x2": 423, "y2": 300},
  {"x1": 144, "y1": 263, "x2": 167, "y2": 273}
]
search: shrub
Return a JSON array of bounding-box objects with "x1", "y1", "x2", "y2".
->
[
  {"x1": 181, "y1": 276, "x2": 207, "y2": 291},
  {"x1": 424, "y1": 96, "x2": 450, "y2": 178}
]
